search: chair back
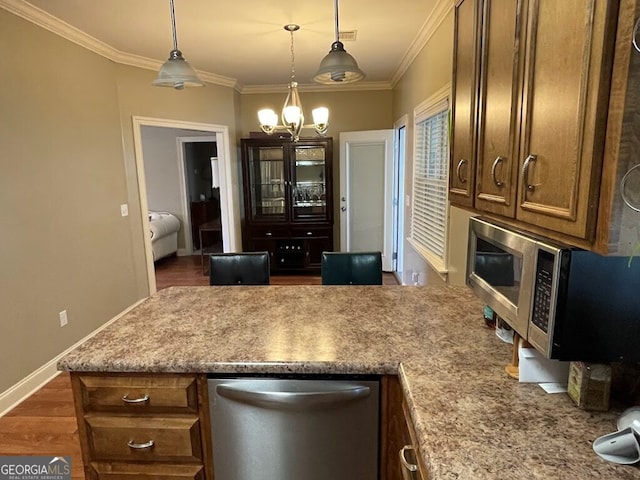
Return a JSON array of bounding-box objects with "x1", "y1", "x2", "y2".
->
[
  {"x1": 209, "y1": 252, "x2": 270, "y2": 285},
  {"x1": 321, "y1": 252, "x2": 383, "y2": 285}
]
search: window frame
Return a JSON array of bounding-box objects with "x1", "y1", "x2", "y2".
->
[{"x1": 408, "y1": 85, "x2": 451, "y2": 275}]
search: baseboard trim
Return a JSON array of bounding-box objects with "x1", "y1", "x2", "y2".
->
[{"x1": 0, "y1": 298, "x2": 147, "y2": 417}]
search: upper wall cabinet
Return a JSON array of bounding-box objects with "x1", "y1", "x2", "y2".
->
[
  {"x1": 515, "y1": 0, "x2": 617, "y2": 239},
  {"x1": 474, "y1": 0, "x2": 524, "y2": 218},
  {"x1": 449, "y1": 0, "x2": 482, "y2": 207},
  {"x1": 450, "y1": 0, "x2": 637, "y2": 250}
]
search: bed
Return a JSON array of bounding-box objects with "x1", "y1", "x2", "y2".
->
[{"x1": 149, "y1": 211, "x2": 181, "y2": 261}]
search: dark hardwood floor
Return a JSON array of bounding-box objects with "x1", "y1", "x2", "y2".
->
[
  {"x1": 0, "y1": 373, "x2": 84, "y2": 479},
  {"x1": 154, "y1": 254, "x2": 399, "y2": 289},
  {"x1": 0, "y1": 255, "x2": 398, "y2": 472}
]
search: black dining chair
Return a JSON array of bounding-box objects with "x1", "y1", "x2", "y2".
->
[
  {"x1": 209, "y1": 252, "x2": 270, "y2": 285},
  {"x1": 321, "y1": 251, "x2": 383, "y2": 285}
]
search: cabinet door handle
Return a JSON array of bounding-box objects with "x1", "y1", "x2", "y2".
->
[
  {"x1": 521, "y1": 154, "x2": 537, "y2": 193},
  {"x1": 491, "y1": 156, "x2": 505, "y2": 187},
  {"x1": 456, "y1": 159, "x2": 467, "y2": 184},
  {"x1": 265, "y1": 232, "x2": 272, "y2": 237},
  {"x1": 399, "y1": 445, "x2": 419, "y2": 472},
  {"x1": 127, "y1": 439, "x2": 154, "y2": 450},
  {"x1": 306, "y1": 231, "x2": 313, "y2": 236},
  {"x1": 122, "y1": 394, "x2": 149, "y2": 404},
  {"x1": 341, "y1": 206, "x2": 347, "y2": 212}
]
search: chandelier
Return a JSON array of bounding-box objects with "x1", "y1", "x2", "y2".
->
[
  {"x1": 258, "y1": 25, "x2": 329, "y2": 142},
  {"x1": 153, "y1": 0, "x2": 203, "y2": 89}
]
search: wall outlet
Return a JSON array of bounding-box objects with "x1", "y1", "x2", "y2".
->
[
  {"x1": 59, "y1": 310, "x2": 68, "y2": 327},
  {"x1": 120, "y1": 204, "x2": 129, "y2": 217},
  {"x1": 412, "y1": 272, "x2": 420, "y2": 285}
]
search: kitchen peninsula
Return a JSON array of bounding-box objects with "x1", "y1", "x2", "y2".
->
[{"x1": 58, "y1": 286, "x2": 638, "y2": 479}]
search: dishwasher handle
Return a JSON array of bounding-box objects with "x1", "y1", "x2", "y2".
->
[{"x1": 216, "y1": 384, "x2": 371, "y2": 411}]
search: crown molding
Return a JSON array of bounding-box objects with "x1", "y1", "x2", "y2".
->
[
  {"x1": 241, "y1": 80, "x2": 393, "y2": 95},
  {"x1": 1, "y1": 0, "x2": 443, "y2": 94},
  {"x1": 390, "y1": 0, "x2": 453, "y2": 88},
  {"x1": 0, "y1": 0, "x2": 239, "y2": 90}
]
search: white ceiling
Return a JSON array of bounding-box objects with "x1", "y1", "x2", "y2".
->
[{"x1": 8, "y1": 0, "x2": 445, "y2": 91}]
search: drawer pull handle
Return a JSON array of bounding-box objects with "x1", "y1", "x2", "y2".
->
[
  {"x1": 265, "y1": 232, "x2": 273, "y2": 237},
  {"x1": 122, "y1": 394, "x2": 149, "y2": 404},
  {"x1": 127, "y1": 439, "x2": 154, "y2": 450},
  {"x1": 306, "y1": 231, "x2": 313, "y2": 236},
  {"x1": 399, "y1": 445, "x2": 418, "y2": 472}
]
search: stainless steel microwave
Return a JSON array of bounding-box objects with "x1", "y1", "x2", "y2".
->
[{"x1": 467, "y1": 217, "x2": 640, "y2": 362}]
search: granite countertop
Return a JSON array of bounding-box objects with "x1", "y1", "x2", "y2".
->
[{"x1": 58, "y1": 285, "x2": 640, "y2": 479}]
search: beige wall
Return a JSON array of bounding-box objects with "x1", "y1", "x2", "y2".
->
[
  {"x1": 391, "y1": 9, "x2": 457, "y2": 286},
  {"x1": 0, "y1": 9, "x2": 138, "y2": 391},
  {"x1": 115, "y1": 64, "x2": 240, "y2": 299},
  {"x1": 0, "y1": 9, "x2": 240, "y2": 395}
]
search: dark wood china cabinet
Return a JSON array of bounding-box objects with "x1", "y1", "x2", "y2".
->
[{"x1": 240, "y1": 137, "x2": 333, "y2": 272}]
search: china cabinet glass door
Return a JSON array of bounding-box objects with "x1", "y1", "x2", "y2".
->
[
  {"x1": 291, "y1": 146, "x2": 327, "y2": 221},
  {"x1": 247, "y1": 146, "x2": 287, "y2": 222}
]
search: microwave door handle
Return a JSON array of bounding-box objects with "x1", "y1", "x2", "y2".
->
[{"x1": 216, "y1": 384, "x2": 370, "y2": 410}]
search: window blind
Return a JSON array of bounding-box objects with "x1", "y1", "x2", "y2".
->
[{"x1": 410, "y1": 100, "x2": 449, "y2": 270}]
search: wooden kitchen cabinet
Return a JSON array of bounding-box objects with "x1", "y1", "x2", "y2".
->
[
  {"x1": 514, "y1": 0, "x2": 617, "y2": 239},
  {"x1": 449, "y1": 0, "x2": 482, "y2": 207},
  {"x1": 241, "y1": 137, "x2": 334, "y2": 272},
  {"x1": 381, "y1": 376, "x2": 426, "y2": 480},
  {"x1": 71, "y1": 373, "x2": 213, "y2": 480},
  {"x1": 451, "y1": 0, "x2": 623, "y2": 245},
  {"x1": 474, "y1": 0, "x2": 523, "y2": 217}
]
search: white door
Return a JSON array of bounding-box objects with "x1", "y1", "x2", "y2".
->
[{"x1": 339, "y1": 130, "x2": 394, "y2": 271}]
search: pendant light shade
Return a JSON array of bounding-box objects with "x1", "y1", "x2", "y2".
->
[
  {"x1": 153, "y1": 0, "x2": 203, "y2": 90},
  {"x1": 314, "y1": 41, "x2": 365, "y2": 83},
  {"x1": 313, "y1": 0, "x2": 365, "y2": 84}
]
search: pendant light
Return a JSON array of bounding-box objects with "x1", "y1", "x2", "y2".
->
[
  {"x1": 153, "y1": 0, "x2": 203, "y2": 90},
  {"x1": 258, "y1": 25, "x2": 329, "y2": 142},
  {"x1": 313, "y1": 0, "x2": 365, "y2": 84}
]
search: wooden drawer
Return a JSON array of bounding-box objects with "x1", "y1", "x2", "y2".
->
[
  {"x1": 85, "y1": 415, "x2": 203, "y2": 462},
  {"x1": 291, "y1": 226, "x2": 331, "y2": 238},
  {"x1": 88, "y1": 462, "x2": 205, "y2": 480},
  {"x1": 77, "y1": 374, "x2": 198, "y2": 413},
  {"x1": 249, "y1": 225, "x2": 290, "y2": 239}
]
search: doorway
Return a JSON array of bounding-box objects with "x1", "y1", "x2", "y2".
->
[
  {"x1": 339, "y1": 130, "x2": 394, "y2": 271},
  {"x1": 178, "y1": 137, "x2": 222, "y2": 255},
  {"x1": 132, "y1": 117, "x2": 238, "y2": 294},
  {"x1": 392, "y1": 117, "x2": 407, "y2": 282}
]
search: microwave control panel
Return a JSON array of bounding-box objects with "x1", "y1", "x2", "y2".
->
[{"x1": 531, "y1": 251, "x2": 555, "y2": 333}]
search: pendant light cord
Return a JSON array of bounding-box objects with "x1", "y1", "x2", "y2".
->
[
  {"x1": 333, "y1": 0, "x2": 340, "y2": 42},
  {"x1": 169, "y1": 0, "x2": 178, "y2": 51}
]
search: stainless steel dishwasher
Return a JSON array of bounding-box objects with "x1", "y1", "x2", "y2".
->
[{"x1": 207, "y1": 376, "x2": 380, "y2": 480}]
